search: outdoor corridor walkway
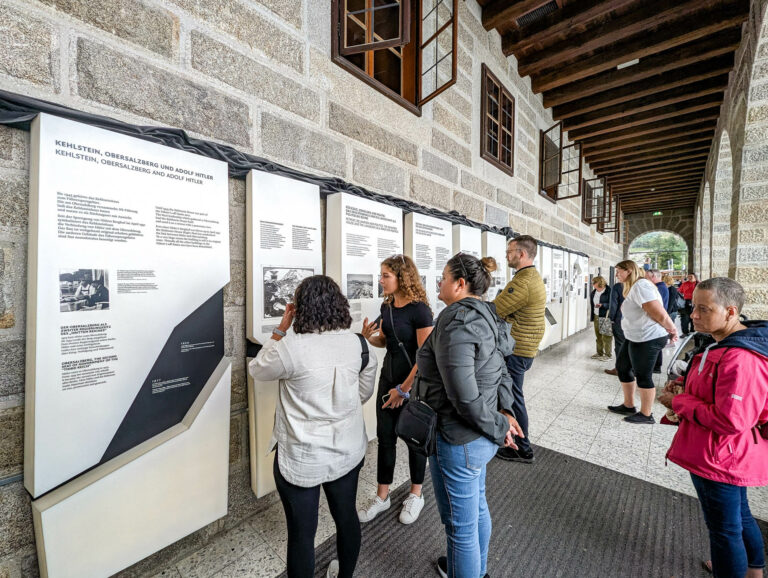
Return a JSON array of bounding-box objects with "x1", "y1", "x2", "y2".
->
[{"x1": 160, "y1": 328, "x2": 768, "y2": 578}]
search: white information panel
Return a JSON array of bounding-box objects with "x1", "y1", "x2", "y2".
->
[
  {"x1": 326, "y1": 193, "x2": 403, "y2": 439},
  {"x1": 452, "y1": 224, "x2": 482, "y2": 259},
  {"x1": 538, "y1": 245, "x2": 555, "y2": 350},
  {"x1": 245, "y1": 171, "x2": 323, "y2": 343},
  {"x1": 482, "y1": 231, "x2": 508, "y2": 300},
  {"x1": 404, "y1": 212, "x2": 452, "y2": 315},
  {"x1": 26, "y1": 114, "x2": 230, "y2": 499},
  {"x1": 578, "y1": 255, "x2": 590, "y2": 332},
  {"x1": 549, "y1": 249, "x2": 565, "y2": 346}
]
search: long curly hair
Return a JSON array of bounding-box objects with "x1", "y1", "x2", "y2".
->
[
  {"x1": 380, "y1": 254, "x2": 430, "y2": 309},
  {"x1": 292, "y1": 275, "x2": 352, "y2": 334}
]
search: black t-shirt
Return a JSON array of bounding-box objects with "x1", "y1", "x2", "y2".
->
[{"x1": 379, "y1": 301, "x2": 433, "y2": 386}]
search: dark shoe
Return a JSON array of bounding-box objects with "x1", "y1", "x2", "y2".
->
[
  {"x1": 652, "y1": 368, "x2": 662, "y2": 374},
  {"x1": 624, "y1": 412, "x2": 655, "y2": 424},
  {"x1": 607, "y1": 403, "x2": 636, "y2": 415},
  {"x1": 604, "y1": 368, "x2": 618, "y2": 376},
  {"x1": 437, "y1": 556, "x2": 447, "y2": 578},
  {"x1": 496, "y1": 447, "x2": 535, "y2": 463}
]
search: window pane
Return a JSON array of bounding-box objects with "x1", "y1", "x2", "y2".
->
[
  {"x1": 373, "y1": 48, "x2": 402, "y2": 94},
  {"x1": 419, "y1": 0, "x2": 456, "y2": 105},
  {"x1": 373, "y1": 0, "x2": 401, "y2": 41}
]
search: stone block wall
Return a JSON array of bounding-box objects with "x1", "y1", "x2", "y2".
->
[{"x1": 0, "y1": 0, "x2": 622, "y2": 575}]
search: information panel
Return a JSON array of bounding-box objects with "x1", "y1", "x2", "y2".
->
[
  {"x1": 26, "y1": 114, "x2": 230, "y2": 498},
  {"x1": 326, "y1": 193, "x2": 404, "y2": 328},
  {"x1": 404, "y1": 212, "x2": 452, "y2": 315},
  {"x1": 246, "y1": 171, "x2": 323, "y2": 344},
  {"x1": 452, "y1": 224, "x2": 482, "y2": 259},
  {"x1": 482, "y1": 231, "x2": 508, "y2": 300}
]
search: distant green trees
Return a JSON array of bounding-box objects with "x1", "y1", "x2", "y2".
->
[{"x1": 629, "y1": 231, "x2": 688, "y2": 272}]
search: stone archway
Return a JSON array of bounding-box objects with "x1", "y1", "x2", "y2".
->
[
  {"x1": 694, "y1": 203, "x2": 702, "y2": 276},
  {"x1": 711, "y1": 132, "x2": 732, "y2": 277},
  {"x1": 625, "y1": 210, "x2": 694, "y2": 271}
]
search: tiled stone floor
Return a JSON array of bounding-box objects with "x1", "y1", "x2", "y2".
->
[{"x1": 167, "y1": 328, "x2": 768, "y2": 577}]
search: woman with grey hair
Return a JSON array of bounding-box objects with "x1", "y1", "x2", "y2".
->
[{"x1": 660, "y1": 277, "x2": 768, "y2": 578}]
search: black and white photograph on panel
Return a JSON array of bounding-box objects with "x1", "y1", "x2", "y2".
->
[
  {"x1": 59, "y1": 268, "x2": 110, "y2": 312},
  {"x1": 420, "y1": 275, "x2": 427, "y2": 289},
  {"x1": 347, "y1": 273, "x2": 374, "y2": 300},
  {"x1": 378, "y1": 281, "x2": 385, "y2": 298},
  {"x1": 262, "y1": 267, "x2": 314, "y2": 319}
]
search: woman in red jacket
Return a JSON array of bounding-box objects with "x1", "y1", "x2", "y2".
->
[
  {"x1": 679, "y1": 273, "x2": 698, "y2": 336},
  {"x1": 660, "y1": 278, "x2": 768, "y2": 578}
]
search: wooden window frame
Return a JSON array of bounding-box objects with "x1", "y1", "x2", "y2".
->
[
  {"x1": 582, "y1": 177, "x2": 607, "y2": 224},
  {"x1": 480, "y1": 64, "x2": 515, "y2": 177},
  {"x1": 339, "y1": 0, "x2": 411, "y2": 56},
  {"x1": 556, "y1": 142, "x2": 582, "y2": 200},
  {"x1": 599, "y1": 193, "x2": 620, "y2": 234},
  {"x1": 330, "y1": 0, "x2": 457, "y2": 116},
  {"x1": 539, "y1": 122, "x2": 562, "y2": 203}
]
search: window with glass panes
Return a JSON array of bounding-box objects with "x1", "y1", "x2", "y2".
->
[{"x1": 480, "y1": 65, "x2": 515, "y2": 177}]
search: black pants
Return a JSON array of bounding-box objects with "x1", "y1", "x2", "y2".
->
[
  {"x1": 274, "y1": 456, "x2": 363, "y2": 578},
  {"x1": 616, "y1": 335, "x2": 668, "y2": 389},
  {"x1": 612, "y1": 320, "x2": 625, "y2": 360},
  {"x1": 681, "y1": 303, "x2": 693, "y2": 334},
  {"x1": 504, "y1": 354, "x2": 535, "y2": 453},
  {"x1": 376, "y1": 381, "x2": 427, "y2": 485}
]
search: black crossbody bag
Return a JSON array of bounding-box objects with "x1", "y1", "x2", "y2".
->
[{"x1": 385, "y1": 303, "x2": 437, "y2": 456}]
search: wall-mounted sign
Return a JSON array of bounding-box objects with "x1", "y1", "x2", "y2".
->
[
  {"x1": 404, "y1": 212, "x2": 452, "y2": 314},
  {"x1": 482, "y1": 231, "x2": 508, "y2": 300}
]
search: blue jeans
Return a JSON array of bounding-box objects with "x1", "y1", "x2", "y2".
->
[
  {"x1": 504, "y1": 354, "x2": 534, "y2": 453},
  {"x1": 691, "y1": 473, "x2": 766, "y2": 577},
  {"x1": 430, "y1": 433, "x2": 499, "y2": 578}
]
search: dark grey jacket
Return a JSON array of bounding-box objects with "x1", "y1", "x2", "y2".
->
[{"x1": 414, "y1": 298, "x2": 516, "y2": 446}]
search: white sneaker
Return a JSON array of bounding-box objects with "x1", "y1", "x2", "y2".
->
[
  {"x1": 326, "y1": 560, "x2": 339, "y2": 578},
  {"x1": 590, "y1": 353, "x2": 603, "y2": 359},
  {"x1": 357, "y1": 495, "x2": 390, "y2": 523},
  {"x1": 399, "y1": 493, "x2": 425, "y2": 524}
]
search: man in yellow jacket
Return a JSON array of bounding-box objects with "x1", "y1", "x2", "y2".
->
[{"x1": 493, "y1": 235, "x2": 546, "y2": 463}]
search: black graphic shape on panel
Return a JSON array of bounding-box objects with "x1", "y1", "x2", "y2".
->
[{"x1": 100, "y1": 289, "x2": 224, "y2": 464}]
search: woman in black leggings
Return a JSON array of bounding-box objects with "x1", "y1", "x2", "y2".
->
[
  {"x1": 608, "y1": 260, "x2": 678, "y2": 424},
  {"x1": 358, "y1": 255, "x2": 433, "y2": 525}
]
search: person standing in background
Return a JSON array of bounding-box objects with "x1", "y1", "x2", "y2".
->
[
  {"x1": 590, "y1": 276, "x2": 612, "y2": 361},
  {"x1": 493, "y1": 235, "x2": 546, "y2": 464},
  {"x1": 605, "y1": 277, "x2": 626, "y2": 377},
  {"x1": 679, "y1": 273, "x2": 699, "y2": 336},
  {"x1": 647, "y1": 269, "x2": 669, "y2": 375}
]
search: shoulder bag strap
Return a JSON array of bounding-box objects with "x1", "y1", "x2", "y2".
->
[
  {"x1": 388, "y1": 303, "x2": 414, "y2": 369},
  {"x1": 355, "y1": 333, "x2": 369, "y2": 373}
]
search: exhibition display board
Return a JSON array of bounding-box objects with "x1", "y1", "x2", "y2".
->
[
  {"x1": 481, "y1": 231, "x2": 508, "y2": 300},
  {"x1": 404, "y1": 212, "x2": 452, "y2": 315},
  {"x1": 26, "y1": 114, "x2": 231, "y2": 577},
  {"x1": 452, "y1": 224, "x2": 482, "y2": 258},
  {"x1": 326, "y1": 192, "x2": 404, "y2": 438},
  {"x1": 245, "y1": 171, "x2": 323, "y2": 343}
]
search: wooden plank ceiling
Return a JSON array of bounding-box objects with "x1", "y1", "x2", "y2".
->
[{"x1": 479, "y1": 0, "x2": 749, "y2": 214}]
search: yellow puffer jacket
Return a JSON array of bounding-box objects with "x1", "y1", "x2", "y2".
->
[{"x1": 493, "y1": 266, "x2": 546, "y2": 358}]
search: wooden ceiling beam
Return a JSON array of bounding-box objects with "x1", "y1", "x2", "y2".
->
[
  {"x1": 580, "y1": 118, "x2": 719, "y2": 150},
  {"x1": 591, "y1": 147, "x2": 712, "y2": 172},
  {"x1": 568, "y1": 97, "x2": 723, "y2": 141},
  {"x1": 598, "y1": 154, "x2": 710, "y2": 176},
  {"x1": 517, "y1": 0, "x2": 721, "y2": 78},
  {"x1": 554, "y1": 64, "x2": 733, "y2": 120},
  {"x1": 502, "y1": 0, "x2": 639, "y2": 55},
  {"x1": 585, "y1": 134, "x2": 714, "y2": 163},
  {"x1": 612, "y1": 180, "x2": 703, "y2": 194},
  {"x1": 623, "y1": 201, "x2": 698, "y2": 213},
  {"x1": 531, "y1": 5, "x2": 748, "y2": 94},
  {"x1": 483, "y1": 0, "x2": 552, "y2": 31},
  {"x1": 617, "y1": 189, "x2": 700, "y2": 201},
  {"x1": 542, "y1": 31, "x2": 742, "y2": 107},
  {"x1": 562, "y1": 78, "x2": 728, "y2": 132},
  {"x1": 607, "y1": 167, "x2": 705, "y2": 186}
]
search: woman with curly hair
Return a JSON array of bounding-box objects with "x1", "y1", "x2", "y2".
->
[
  {"x1": 249, "y1": 275, "x2": 377, "y2": 578},
  {"x1": 358, "y1": 254, "x2": 434, "y2": 526}
]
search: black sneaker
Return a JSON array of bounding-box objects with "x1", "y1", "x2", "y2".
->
[
  {"x1": 495, "y1": 447, "x2": 535, "y2": 463},
  {"x1": 607, "y1": 404, "x2": 636, "y2": 415},
  {"x1": 624, "y1": 412, "x2": 655, "y2": 424},
  {"x1": 437, "y1": 556, "x2": 447, "y2": 578}
]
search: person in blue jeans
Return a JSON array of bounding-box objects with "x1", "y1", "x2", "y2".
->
[{"x1": 416, "y1": 253, "x2": 523, "y2": 578}]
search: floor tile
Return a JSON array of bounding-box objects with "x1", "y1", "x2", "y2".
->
[{"x1": 176, "y1": 522, "x2": 266, "y2": 578}]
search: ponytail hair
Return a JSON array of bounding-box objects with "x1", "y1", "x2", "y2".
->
[{"x1": 446, "y1": 253, "x2": 497, "y2": 296}]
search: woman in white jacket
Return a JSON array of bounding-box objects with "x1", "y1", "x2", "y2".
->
[{"x1": 249, "y1": 275, "x2": 377, "y2": 578}]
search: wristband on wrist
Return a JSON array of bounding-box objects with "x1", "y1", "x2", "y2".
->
[
  {"x1": 272, "y1": 328, "x2": 287, "y2": 337},
  {"x1": 395, "y1": 384, "x2": 410, "y2": 399}
]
